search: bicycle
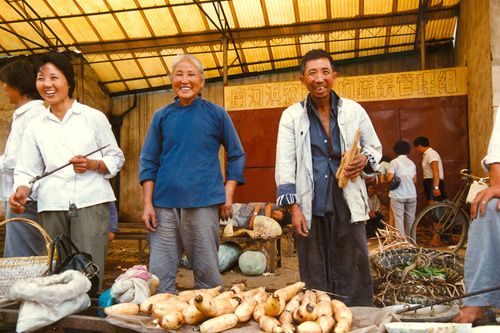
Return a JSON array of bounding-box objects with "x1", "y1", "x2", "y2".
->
[{"x1": 410, "y1": 169, "x2": 489, "y2": 253}]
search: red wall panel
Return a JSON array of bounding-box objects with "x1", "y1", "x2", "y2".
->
[{"x1": 229, "y1": 96, "x2": 468, "y2": 213}]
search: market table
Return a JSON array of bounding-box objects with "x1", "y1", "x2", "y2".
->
[{"x1": 0, "y1": 298, "x2": 398, "y2": 332}]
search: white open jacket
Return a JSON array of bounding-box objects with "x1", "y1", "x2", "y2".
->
[{"x1": 275, "y1": 95, "x2": 382, "y2": 228}]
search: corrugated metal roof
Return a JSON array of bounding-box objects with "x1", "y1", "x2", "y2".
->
[{"x1": 0, "y1": 0, "x2": 460, "y2": 96}]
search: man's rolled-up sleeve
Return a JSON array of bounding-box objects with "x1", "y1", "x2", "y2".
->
[
  {"x1": 275, "y1": 111, "x2": 299, "y2": 206},
  {"x1": 357, "y1": 105, "x2": 382, "y2": 174}
]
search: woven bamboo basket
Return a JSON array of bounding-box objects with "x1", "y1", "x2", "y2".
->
[{"x1": 0, "y1": 218, "x2": 54, "y2": 297}]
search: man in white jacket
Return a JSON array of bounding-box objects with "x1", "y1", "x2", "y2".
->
[{"x1": 275, "y1": 49, "x2": 382, "y2": 306}]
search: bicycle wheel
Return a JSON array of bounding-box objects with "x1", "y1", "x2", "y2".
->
[{"x1": 410, "y1": 202, "x2": 469, "y2": 253}]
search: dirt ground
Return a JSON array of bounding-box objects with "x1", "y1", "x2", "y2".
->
[
  {"x1": 104, "y1": 236, "x2": 301, "y2": 292},
  {"x1": 103, "y1": 235, "x2": 467, "y2": 293}
]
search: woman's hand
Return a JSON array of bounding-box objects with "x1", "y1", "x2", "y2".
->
[
  {"x1": 219, "y1": 201, "x2": 233, "y2": 222},
  {"x1": 290, "y1": 204, "x2": 309, "y2": 237},
  {"x1": 9, "y1": 186, "x2": 30, "y2": 214},
  {"x1": 141, "y1": 203, "x2": 158, "y2": 232},
  {"x1": 69, "y1": 155, "x2": 93, "y2": 173},
  {"x1": 220, "y1": 180, "x2": 237, "y2": 221},
  {"x1": 141, "y1": 180, "x2": 157, "y2": 232}
]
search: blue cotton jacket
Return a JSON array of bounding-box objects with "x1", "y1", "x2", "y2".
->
[{"x1": 139, "y1": 96, "x2": 245, "y2": 208}]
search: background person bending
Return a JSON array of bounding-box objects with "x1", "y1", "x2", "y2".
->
[{"x1": 139, "y1": 54, "x2": 245, "y2": 294}]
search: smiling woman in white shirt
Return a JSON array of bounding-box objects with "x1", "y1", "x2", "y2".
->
[
  {"x1": 8, "y1": 53, "x2": 125, "y2": 291},
  {"x1": 0, "y1": 60, "x2": 46, "y2": 257}
]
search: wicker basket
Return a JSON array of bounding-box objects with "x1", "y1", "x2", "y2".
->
[
  {"x1": 372, "y1": 247, "x2": 464, "y2": 278},
  {"x1": 0, "y1": 218, "x2": 54, "y2": 297},
  {"x1": 371, "y1": 248, "x2": 465, "y2": 306}
]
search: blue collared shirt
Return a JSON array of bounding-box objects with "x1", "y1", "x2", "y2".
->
[
  {"x1": 308, "y1": 92, "x2": 341, "y2": 216},
  {"x1": 139, "y1": 96, "x2": 245, "y2": 208}
]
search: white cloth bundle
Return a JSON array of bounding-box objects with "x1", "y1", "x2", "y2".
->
[
  {"x1": 110, "y1": 265, "x2": 159, "y2": 304},
  {"x1": 10, "y1": 270, "x2": 91, "y2": 332}
]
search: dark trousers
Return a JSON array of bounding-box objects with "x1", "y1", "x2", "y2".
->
[{"x1": 296, "y1": 184, "x2": 373, "y2": 306}]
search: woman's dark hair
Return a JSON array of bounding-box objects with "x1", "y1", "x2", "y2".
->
[
  {"x1": 0, "y1": 60, "x2": 42, "y2": 100},
  {"x1": 380, "y1": 155, "x2": 391, "y2": 163},
  {"x1": 413, "y1": 136, "x2": 429, "y2": 147},
  {"x1": 300, "y1": 49, "x2": 335, "y2": 75},
  {"x1": 393, "y1": 140, "x2": 411, "y2": 155},
  {"x1": 366, "y1": 182, "x2": 374, "y2": 190},
  {"x1": 34, "y1": 53, "x2": 75, "y2": 98}
]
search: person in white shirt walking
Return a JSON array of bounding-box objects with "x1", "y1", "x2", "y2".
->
[
  {"x1": 413, "y1": 136, "x2": 447, "y2": 205},
  {"x1": 9, "y1": 53, "x2": 124, "y2": 290},
  {"x1": 387, "y1": 141, "x2": 417, "y2": 237},
  {"x1": 413, "y1": 136, "x2": 447, "y2": 246},
  {"x1": 0, "y1": 60, "x2": 46, "y2": 257}
]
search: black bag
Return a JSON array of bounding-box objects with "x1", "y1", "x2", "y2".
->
[
  {"x1": 389, "y1": 176, "x2": 401, "y2": 190},
  {"x1": 49, "y1": 234, "x2": 99, "y2": 297}
]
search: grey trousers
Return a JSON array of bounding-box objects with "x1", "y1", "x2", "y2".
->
[
  {"x1": 390, "y1": 197, "x2": 417, "y2": 237},
  {"x1": 148, "y1": 206, "x2": 223, "y2": 294},
  {"x1": 463, "y1": 198, "x2": 500, "y2": 307},
  {"x1": 39, "y1": 203, "x2": 109, "y2": 291},
  {"x1": 4, "y1": 202, "x2": 45, "y2": 257}
]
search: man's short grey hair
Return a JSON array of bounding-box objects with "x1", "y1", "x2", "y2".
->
[{"x1": 171, "y1": 54, "x2": 205, "y2": 79}]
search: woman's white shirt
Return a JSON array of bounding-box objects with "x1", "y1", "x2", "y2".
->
[
  {"x1": 13, "y1": 100, "x2": 124, "y2": 212},
  {"x1": 388, "y1": 155, "x2": 417, "y2": 199}
]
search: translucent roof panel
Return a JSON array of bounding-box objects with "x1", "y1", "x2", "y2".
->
[
  {"x1": 364, "y1": 0, "x2": 393, "y2": 15},
  {"x1": 0, "y1": 1, "x2": 25, "y2": 20},
  {"x1": 59, "y1": 17, "x2": 99, "y2": 42},
  {"x1": 426, "y1": 18, "x2": 458, "y2": 40},
  {"x1": 200, "y1": 1, "x2": 236, "y2": 30},
  {"x1": 115, "y1": 11, "x2": 151, "y2": 38},
  {"x1": 359, "y1": 27, "x2": 388, "y2": 57},
  {"x1": 297, "y1": 0, "x2": 327, "y2": 22},
  {"x1": 88, "y1": 15, "x2": 126, "y2": 40},
  {"x1": 330, "y1": 0, "x2": 359, "y2": 18},
  {"x1": 232, "y1": 0, "x2": 266, "y2": 28},
  {"x1": 171, "y1": 4, "x2": 207, "y2": 33},
  {"x1": 265, "y1": 0, "x2": 295, "y2": 25},
  {"x1": 397, "y1": 0, "x2": 420, "y2": 12},
  {"x1": 90, "y1": 62, "x2": 121, "y2": 82},
  {"x1": 143, "y1": 8, "x2": 179, "y2": 36}
]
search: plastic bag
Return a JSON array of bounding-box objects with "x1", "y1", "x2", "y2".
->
[{"x1": 466, "y1": 180, "x2": 489, "y2": 203}]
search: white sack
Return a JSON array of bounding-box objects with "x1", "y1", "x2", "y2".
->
[{"x1": 9, "y1": 270, "x2": 91, "y2": 332}]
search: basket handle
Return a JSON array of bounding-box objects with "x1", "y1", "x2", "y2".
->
[{"x1": 0, "y1": 218, "x2": 54, "y2": 261}]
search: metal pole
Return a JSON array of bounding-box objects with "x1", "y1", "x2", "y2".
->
[
  {"x1": 222, "y1": 36, "x2": 228, "y2": 86},
  {"x1": 396, "y1": 285, "x2": 500, "y2": 314},
  {"x1": 29, "y1": 144, "x2": 110, "y2": 184}
]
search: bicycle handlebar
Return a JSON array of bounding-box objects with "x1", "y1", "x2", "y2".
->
[{"x1": 459, "y1": 168, "x2": 489, "y2": 182}]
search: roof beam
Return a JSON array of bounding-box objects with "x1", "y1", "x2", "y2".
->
[
  {"x1": 65, "y1": 7, "x2": 457, "y2": 55},
  {"x1": 99, "y1": 39, "x2": 454, "y2": 86},
  {"x1": 0, "y1": 0, "x2": 232, "y2": 24}
]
